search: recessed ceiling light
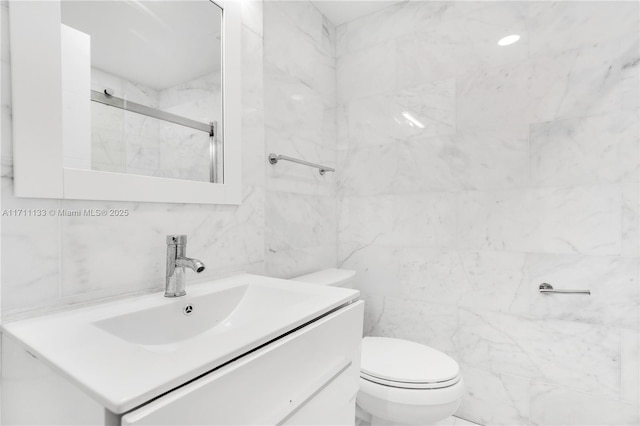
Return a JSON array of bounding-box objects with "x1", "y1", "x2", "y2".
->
[{"x1": 498, "y1": 34, "x2": 520, "y2": 46}]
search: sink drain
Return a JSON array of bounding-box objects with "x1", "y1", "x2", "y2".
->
[{"x1": 183, "y1": 304, "x2": 194, "y2": 315}]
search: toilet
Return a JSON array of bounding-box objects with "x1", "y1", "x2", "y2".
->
[{"x1": 293, "y1": 269, "x2": 464, "y2": 426}]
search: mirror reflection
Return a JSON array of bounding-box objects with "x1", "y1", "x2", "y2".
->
[{"x1": 60, "y1": 1, "x2": 223, "y2": 183}]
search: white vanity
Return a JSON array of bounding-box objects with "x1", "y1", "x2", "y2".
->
[{"x1": 2, "y1": 274, "x2": 364, "y2": 425}]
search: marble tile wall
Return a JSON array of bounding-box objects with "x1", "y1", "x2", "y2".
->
[
  {"x1": 263, "y1": 1, "x2": 338, "y2": 278},
  {"x1": 0, "y1": 1, "x2": 266, "y2": 319},
  {"x1": 336, "y1": 1, "x2": 640, "y2": 425}
]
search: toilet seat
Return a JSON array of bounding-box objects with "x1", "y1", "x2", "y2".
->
[
  {"x1": 360, "y1": 337, "x2": 460, "y2": 390},
  {"x1": 361, "y1": 371, "x2": 461, "y2": 389},
  {"x1": 359, "y1": 375, "x2": 465, "y2": 406}
]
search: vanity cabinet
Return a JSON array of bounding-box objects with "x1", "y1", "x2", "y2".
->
[{"x1": 2, "y1": 301, "x2": 364, "y2": 426}]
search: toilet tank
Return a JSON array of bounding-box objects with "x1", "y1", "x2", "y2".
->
[{"x1": 293, "y1": 269, "x2": 356, "y2": 288}]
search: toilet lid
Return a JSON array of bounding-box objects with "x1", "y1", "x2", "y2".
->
[{"x1": 361, "y1": 337, "x2": 459, "y2": 385}]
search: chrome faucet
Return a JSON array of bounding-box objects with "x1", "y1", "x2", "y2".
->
[{"x1": 165, "y1": 235, "x2": 205, "y2": 297}]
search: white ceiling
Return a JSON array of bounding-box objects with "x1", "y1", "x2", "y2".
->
[
  {"x1": 311, "y1": 1, "x2": 404, "y2": 26},
  {"x1": 62, "y1": 1, "x2": 222, "y2": 90}
]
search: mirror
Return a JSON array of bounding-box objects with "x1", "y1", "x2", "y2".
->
[
  {"x1": 61, "y1": 1, "x2": 223, "y2": 184},
  {"x1": 9, "y1": 0, "x2": 241, "y2": 204}
]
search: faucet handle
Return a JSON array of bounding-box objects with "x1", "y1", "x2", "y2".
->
[{"x1": 167, "y1": 235, "x2": 187, "y2": 245}]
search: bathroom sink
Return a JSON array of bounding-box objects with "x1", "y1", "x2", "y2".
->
[
  {"x1": 2, "y1": 274, "x2": 359, "y2": 413},
  {"x1": 95, "y1": 284, "x2": 310, "y2": 349}
]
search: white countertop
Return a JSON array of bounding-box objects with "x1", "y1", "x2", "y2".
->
[{"x1": 2, "y1": 274, "x2": 359, "y2": 413}]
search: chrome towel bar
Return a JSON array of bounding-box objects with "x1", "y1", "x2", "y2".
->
[
  {"x1": 539, "y1": 283, "x2": 591, "y2": 295},
  {"x1": 268, "y1": 153, "x2": 335, "y2": 175}
]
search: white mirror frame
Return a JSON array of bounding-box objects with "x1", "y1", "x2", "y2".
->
[{"x1": 8, "y1": 0, "x2": 241, "y2": 205}]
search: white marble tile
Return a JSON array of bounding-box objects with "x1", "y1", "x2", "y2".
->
[
  {"x1": 336, "y1": 40, "x2": 396, "y2": 102},
  {"x1": 456, "y1": 364, "x2": 530, "y2": 426},
  {"x1": 527, "y1": 40, "x2": 623, "y2": 123},
  {"x1": 56, "y1": 199, "x2": 165, "y2": 297},
  {"x1": 337, "y1": 137, "x2": 459, "y2": 196},
  {"x1": 458, "y1": 250, "x2": 529, "y2": 316},
  {"x1": 320, "y1": 14, "x2": 335, "y2": 59},
  {"x1": 335, "y1": 103, "x2": 349, "y2": 151},
  {"x1": 530, "y1": 381, "x2": 639, "y2": 426},
  {"x1": 450, "y1": 129, "x2": 529, "y2": 191},
  {"x1": 525, "y1": 254, "x2": 639, "y2": 331},
  {"x1": 622, "y1": 183, "x2": 639, "y2": 257},
  {"x1": 358, "y1": 292, "x2": 385, "y2": 336},
  {"x1": 266, "y1": 191, "x2": 336, "y2": 253},
  {"x1": 242, "y1": 104, "x2": 266, "y2": 188},
  {"x1": 241, "y1": 0, "x2": 263, "y2": 37},
  {"x1": 336, "y1": 1, "x2": 467, "y2": 58},
  {"x1": 456, "y1": 308, "x2": 621, "y2": 398},
  {"x1": 369, "y1": 296, "x2": 460, "y2": 358},
  {"x1": 241, "y1": 12, "x2": 265, "y2": 189},
  {"x1": 156, "y1": 126, "x2": 211, "y2": 182},
  {"x1": 456, "y1": 61, "x2": 530, "y2": 134},
  {"x1": 526, "y1": 2, "x2": 639, "y2": 57},
  {"x1": 345, "y1": 79, "x2": 456, "y2": 148},
  {"x1": 339, "y1": 194, "x2": 457, "y2": 250},
  {"x1": 1, "y1": 2, "x2": 10, "y2": 65},
  {"x1": 339, "y1": 244, "x2": 463, "y2": 304},
  {"x1": 264, "y1": 1, "x2": 333, "y2": 98},
  {"x1": 393, "y1": 247, "x2": 467, "y2": 306},
  {"x1": 168, "y1": 186, "x2": 266, "y2": 275},
  {"x1": 621, "y1": 35, "x2": 639, "y2": 81},
  {"x1": 121, "y1": 78, "x2": 159, "y2": 108},
  {"x1": 341, "y1": 246, "x2": 527, "y2": 316},
  {"x1": 1, "y1": 61, "x2": 12, "y2": 161},
  {"x1": 621, "y1": 36, "x2": 639, "y2": 111},
  {"x1": 125, "y1": 115, "x2": 158, "y2": 154},
  {"x1": 90, "y1": 102, "x2": 126, "y2": 173},
  {"x1": 265, "y1": 244, "x2": 335, "y2": 279},
  {"x1": 622, "y1": 76, "x2": 640, "y2": 111},
  {"x1": 396, "y1": 30, "x2": 480, "y2": 90},
  {"x1": 323, "y1": 106, "x2": 337, "y2": 152},
  {"x1": 242, "y1": 26, "x2": 264, "y2": 111},
  {"x1": 266, "y1": 0, "x2": 323, "y2": 45},
  {"x1": 1, "y1": 177, "x2": 60, "y2": 316},
  {"x1": 338, "y1": 243, "x2": 403, "y2": 299},
  {"x1": 158, "y1": 72, "x2": 221, "y2": 121},
  {"x1": 622, "y1": 331, "x2": 640, "y2": 404},
  {"x1": 457, "y1": 185, "x2": 622, "y2": 255},
  {"x1": 126, "y1": 140, "x2": 159, "y2": 175},
  {"x1": 530, "y1": 112, "x2": 639, "y2": 187},
  {"x1": 264, "y1": 63, "x2": 324, "y2": 147},
  {"x1": 429, "y1": 4, "x2": 529, "y2": 78}
]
